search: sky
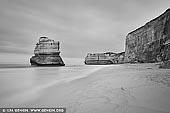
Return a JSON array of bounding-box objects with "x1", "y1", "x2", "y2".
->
[{"x1": 0, "y1": 0, "x2": 170, "y2": 63}]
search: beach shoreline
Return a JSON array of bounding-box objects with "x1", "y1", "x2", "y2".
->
[{"x1": 0, "y1": 63, "x2": 170, "y2": 113}]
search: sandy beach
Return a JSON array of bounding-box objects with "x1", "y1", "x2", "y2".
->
[{"x1": 0, "y1": 63, "x2": 170, "y2": 113}]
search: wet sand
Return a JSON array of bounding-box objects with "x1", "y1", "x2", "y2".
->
[{"x1": 0, "y1": 63, "x2": 170, "y2": 113}]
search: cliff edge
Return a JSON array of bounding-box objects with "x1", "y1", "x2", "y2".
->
[{"x1": 125, "y1": 8, "x2": 170, "y2": 64}]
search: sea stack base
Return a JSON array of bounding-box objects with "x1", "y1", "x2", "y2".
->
[{"x1": 30, "y1": 55, "x2": 65, "y2": 66}]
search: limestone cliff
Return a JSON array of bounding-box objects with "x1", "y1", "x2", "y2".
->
[
  {"x1": 84, "y1": 52, "x2": 125, "y2": 65},
  {"x1": 125, "y1": 8, "x2": 170, "y2": 63},
  {"x1": 30, "y1": 37, "x2": 65, "y2": 66}
]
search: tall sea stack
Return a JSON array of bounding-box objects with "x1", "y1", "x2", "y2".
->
[
  {"x1": 124, "y1": 8, "x2": 170, "y2": 63},
  {"x1": 30, "y1": 37, "x2": 65, "y2": 66}
]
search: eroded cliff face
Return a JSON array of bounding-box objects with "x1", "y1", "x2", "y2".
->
[
  {"x1": 84, "y1": 52, "x2": 125, "y2": 65},
  {"x1": 125, "y1": 8, "x2": 170, "y2": 63},
  {"x1": 30, "y1": 37, "x2": 65, "y2": 66}
]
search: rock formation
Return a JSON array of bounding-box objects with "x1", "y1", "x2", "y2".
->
[
  {"x1": 114, "y1": 52, "x2": 125, "y2": 64},
  {"x1": 124, "y1": 8, "x2": 170, "y2": 63},
  {"x1": 30, "y1": 37, "x2": 65, "y2": 66},
  {"x1": 84, "y1": 52, "x2": 125, "y2": 65}
]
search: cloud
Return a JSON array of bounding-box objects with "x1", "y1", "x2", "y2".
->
[{"x1": 0, "y1": 0, "x2": 170, "y2": 60}]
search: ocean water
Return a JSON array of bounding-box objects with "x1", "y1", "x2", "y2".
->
[{"x1": 0, "y1": 61, "x2": 110, "y2": 107}]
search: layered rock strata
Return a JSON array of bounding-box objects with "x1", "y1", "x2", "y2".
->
[
  {"x1": 125, "y1": 8, "x2": 170, "y2": 63},
  {"x1": 30, "y1": 37, "x2": 65, "y2": 66},
  {"x1": 84, "y1": 52, "x2": 125, "y2": 65}
]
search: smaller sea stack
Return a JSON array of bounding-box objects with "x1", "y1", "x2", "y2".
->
[
  {"x1": 85, "y1": 52, "x2": 115, "y2": 65},
  {"x1": 30, "y1": 37, "x2": 65, "y2": 66},
  {"x1": 84, "y1": 52, "x2": 125, "y2": 65}
]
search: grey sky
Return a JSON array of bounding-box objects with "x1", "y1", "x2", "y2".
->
[{"x1": 0, "y1": 0, "x2": 170, "y2": 59}]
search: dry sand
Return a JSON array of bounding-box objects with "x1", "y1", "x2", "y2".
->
[{"x1": 0, "y1": 63, "x2": 170, "y2": 113}]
